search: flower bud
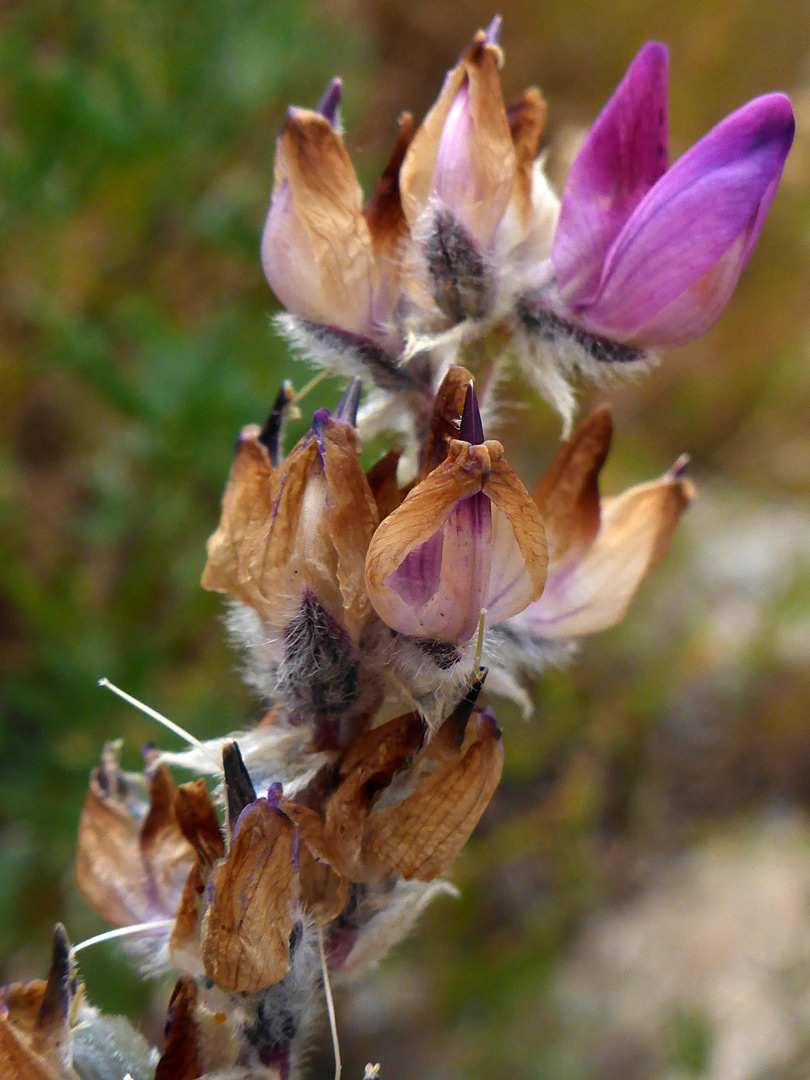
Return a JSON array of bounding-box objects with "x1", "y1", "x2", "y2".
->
[
  {"x1": 400, "y1": 27, "x2": 516, "y2": 250},
  {"x1": 261, "y1": 82, "x2": 378, "y2": 336}
]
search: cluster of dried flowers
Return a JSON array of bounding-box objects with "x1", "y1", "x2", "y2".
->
[{"x1": 2, "y1": 19, "x2": 793, "y2": 1080}]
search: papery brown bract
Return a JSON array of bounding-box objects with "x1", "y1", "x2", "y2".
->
[
  {"x1": 364, "y1": 707, "x2": 503, "y2": 880},
  {"x1": 505, "y1": 405, "x2": 695, "y2": 639},
  {"x1": 155, "y1": 977, "x2": 203, "y2": 1080},
  {"x1": 75, "y1": 744, "x2": 195, "y2": 933},
  {"x1": 261, "y1": 105, "x2": 378, "y2": 337},
  {"x1": 201, "y1": 799, "x2": 299, "y2": 994}
]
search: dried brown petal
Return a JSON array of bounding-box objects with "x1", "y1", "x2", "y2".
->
[
  {"x1": 507, "y1": 87, "x2": 548, "y2": 223},
  {"x1": 485, "y1": 452, "x2": 548, "y2": 612},
  {"x1": 173, "y1": 780, "x2": 224, "y2": 871},
  {"x1": 400, "y1": 32, "x2": 515, "y2": 243},
  {"x1": 201, "y1": 799, "x2": 298, "y2": 994},
  {"x1": 320, "y1": 416, "x2": 380, "y2": 640},
  {"x1": 168, "y1": 863, "x2": 205, "y2": 976},
  {"x1": 366, "y1": 448, "x2": 403, "y2": 521},
  {"x1": 265, "y1": 108, "x2": 377, "y2": 334},
  {"x1": 140, "y1": 764, "x2": 197, "y2": 914},
  {"x1": 75, "y1": 766, "x2": 146, "y2": 927},
  {"x1": 0, "y1": 1016, "x2": 62, "y2": 1080},
  {"x1": 0, "y1": 982, "x2": 47, "y2": 1037},
  {"x1": 363, "y1": 709, "x2": 503, "y2": 881},
  {"x1": 364, "y1": 112, "x2": 413, "y2": 269},
  {"x1": 324, "y1": 713, "x2": 428, "y2": 879},
  {"x1": 364, "y1": 440, "x2": 492, "y2": 635},
  {"x1": 297, "y1": 844, "x2": 349, "y2": 925},
  {"x1": 532, "y1": 405, "x2": 613, "y2": 563},
  {"x1": 418, "y1": 365, "x2": 473, "y2": 479},
  {"x1": 201, "y1": 428, "x2": 276, "y2": 604},
  {"x1": 523, "y1": 462, "x2": 695, "y2": 637},
  {"x1": 155, "y1": 977, "x2": 202, "y2": 1080}
]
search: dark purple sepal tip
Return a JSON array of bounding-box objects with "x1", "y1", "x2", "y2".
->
[
  {"x1": 266, "y1": 781, "x2": 283, "y2": 807},
  {"x1": 478, "y1": 704, "x2": 502, "y2": 738},
  {"x1": 459, "y1": 381, "x2": 485, "y2": 444},
  {"x1": 333, "y1": 376, "x2": 362, "y2": 426},
  {"x1": 484, "y1": 14, "x2": 502, "y2": 45},
  {"x1": 316, "y1": 77, "x2": 343, "y2": 127}
]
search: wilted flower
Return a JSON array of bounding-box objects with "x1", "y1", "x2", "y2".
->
[
  {"x1": 365, "y1": 381, "x2": 547, "y2": 643},
  {"x1": 522, "y1": 42, "x2": 795, "y2": 350},
  {"x1": 492, "y1": 406, "x2": 694, "y2": 700}
]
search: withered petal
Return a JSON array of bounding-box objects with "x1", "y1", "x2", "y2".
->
[
  {"x1": 201, "y1": 799, "x2": 298, "y2": 994},
  {"x1": 155, "y1": 977, "x2": 202, "y2": 1080},
  {"x1": 0, "y1": 1016, "x2": 63, "y2": 1080},
  {"x1": 168, "y1": 863, "x2": 205, "y2": 977},
  {"x1": 173, "y1": 780, "x2": 224, "y2": 871},
  {"x1": 319, "y1": 415, "x2": 380, "y2": 640},
  {"x1": 366, "y1": 448, "x2": 404, "y2": 521},
  {"x1": 75, "y1": 773, "x2": 147, "y2": 928},
  {"x1": 482, "y1": 454, "x2": 548, "y2": 618},
  {"x1": 532, "y1": 405, "x2": 613, "y2": 563},
  {"x1": 140, "y1": 764, "x2": 197, "y2": 917},
  {"x1": 522, "y1": 465, "x2": 695, "y2": 637},
  {"x1": 364, "y1": 440, "x2": 492, "y2": 637},
  {"x1": 201, "y1": 427, "x2": 276, "y2": 605},
  {"x1": 418, "y1": 364, "x2": 474, "y2": 479},
  {"x1": 265, "y1": 108, "x2": 377, "y2": 335},
  {"x1": 324, "y1": 713, "x2": 426, "y2": 879},
  {"x1": 363, "y1": 709, "x2": 504, "y2": 880}
]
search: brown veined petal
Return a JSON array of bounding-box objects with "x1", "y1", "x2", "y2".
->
[
  {"x1": 418, "y1": 364, "x2": 473, "y2": 480},
  {"x1": 319, "y1": 415, "x2": 381, "y2": 640},
  {"x1": 200, "y1": 427, "x2": 276, "y2": 604},
  {"x1": 140, "y1": 763, "x2": 197, "y2": 916},
  {"x1": 324, "y1": 712, "x2": 427, "y2": 879},
  {"x1": 155, "y1": 978, "x2": 202, "y2": 1080},
  {"x1": 532, "y1": 405, "x2": 613, "y2": 564},
  {"x1": 168, "y1": 864, "x2": 205, "y2": 976},
  {"x1": 173, "y1": 780, "x2": 225, "y2": 872},
  {"x1": 484, "y1": 454, "x2": 548, "y2": 621},
  {"x1": 363, "y1": 708, "x2": 503, "y2": 881},
  {"x1": 297, "y1": 845, "x2": 350, "y2": 926},
  {"x1": 261, "y1": 108, "x2": 377, "y2": 335},
  {"x1": 201, "y1": 799, "x2": 298, "y2": 994},
  {"x1": 75, "y1": 760, "x2": 148, "y2": 927},
  {"x1": 519, "y1": 461, "x2": 695, "y2": 638}
]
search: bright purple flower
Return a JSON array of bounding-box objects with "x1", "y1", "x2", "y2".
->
[{"x1": 545, "y1": 42, "x2": 794, "y2": 347}]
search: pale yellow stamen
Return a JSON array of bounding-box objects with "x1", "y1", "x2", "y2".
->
[
  {"x1": 72, "y1": 920, "x2": 176, "y2": 953},
  {"x1": 293, "y1": 368, "x2": 331, "y2": 403},
  {"x1": 97, "y1": 677, "x2": 221, "y2": 769},
  {"x1": 318, "y1": 925, "x2": 342, "y2": 1080},
  {"x1": 473, "y1": 608, "x2": 487, "y2": 670}
]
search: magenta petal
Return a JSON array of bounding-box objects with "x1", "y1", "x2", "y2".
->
[
  {"x1": 385, "y1": 527, "x2": 444, "y2": 610},
  {"x1": 576, "y1": 93, "x2": 794, "y2": 344},
  {"x1": 552, "y1": 42, "x2": 669, "y2": 303}
]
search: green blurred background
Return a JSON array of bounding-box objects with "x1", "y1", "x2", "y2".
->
[{"x1": 2, "y1": 1, "x2": 810, "y2": 1077}]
